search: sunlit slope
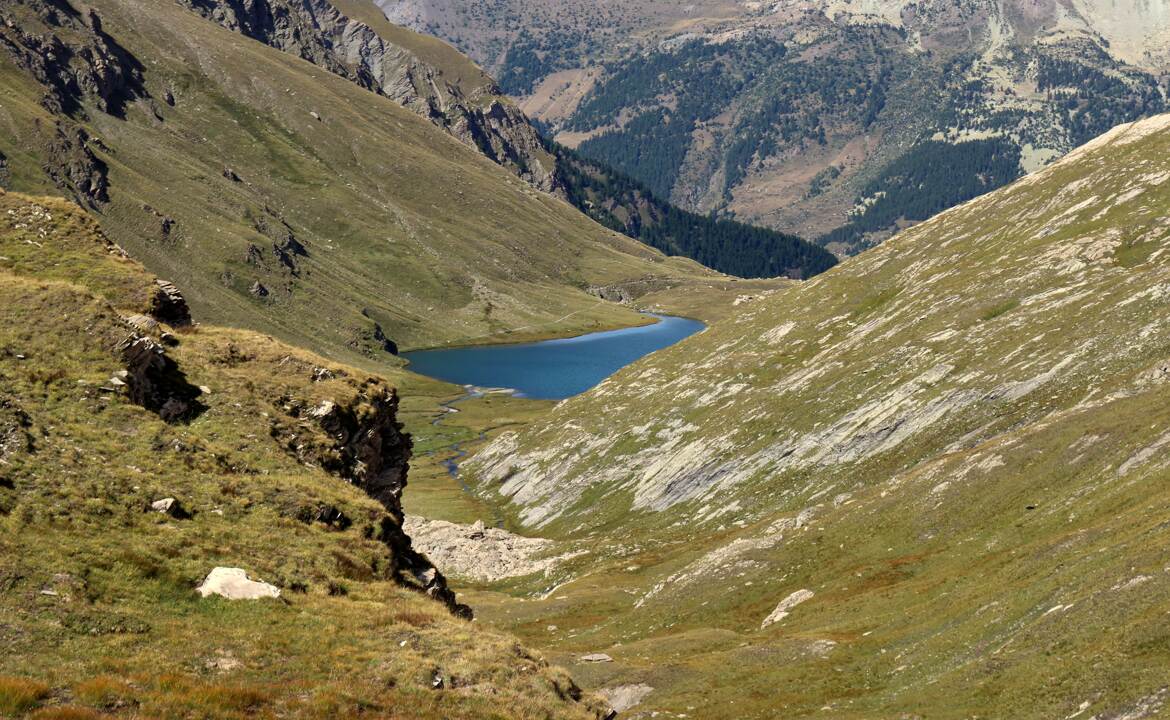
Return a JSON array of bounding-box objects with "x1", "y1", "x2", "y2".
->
[
  {"x1": 0, "y1": 0, "x2": 710, "y2": 361},
  {"x1": 0, "y1": 189, "x2": 608, "y2": 719},
  {"x1": 462, "y1": 115, "x2": 1170, "y2": 717}
]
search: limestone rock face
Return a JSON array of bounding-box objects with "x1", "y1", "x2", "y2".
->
[
  {"x1": 761, "y1": 589, "x2": 815, "y2": 628},
  {"x1": 196, "y1": 567, "x2": 281, "y2": 600}
]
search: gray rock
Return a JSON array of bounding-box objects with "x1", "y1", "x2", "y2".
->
[
  {"x1": 580, "y1": 653, "x2": 613, "y2": 663},
  {"x1": 149, "y1": 497, "x2": 190, "y2": 519},
  {"x1": 598, "y1": 684, "x2": 653, "y2": 713},
  {"x1": 151, "y1": 279, "x2": 192, "y2": 326}
]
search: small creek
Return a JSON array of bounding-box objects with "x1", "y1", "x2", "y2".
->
[{"x1": 428, "y1": 387, "x2": 505, "y2": 527}]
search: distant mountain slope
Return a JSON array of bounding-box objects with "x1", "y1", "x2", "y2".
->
[
  {"x1": 383, "y1": 0, "x2": 1170, "y2": 255},
  {"x1": 0, "y1": 188, "x2": 607, "y2": 719},
  {"x1": 0, "y1": 0, "x2": 722, "y2": 364},
  {"x1": 460, "y1": 115, "x2": 1170, "y2": 716},
  {"x1": 552, "y1": 142, "x2": 838, "y2": 279},
  {"x1": 182, "y1": 0, "x2": 836, "y2": 279}
]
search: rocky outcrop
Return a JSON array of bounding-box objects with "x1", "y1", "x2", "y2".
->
[
  {"x1": 175, "y1": 0, "x2": 560, "y2": 192},
  {"x1": 303, "y1": 390, "x2": 412, "y2": 521},
  {"x1": 270, "y1": 382, "x2": 470, "y2": 616},
  {"x1": 0, "y1": 0, "x2": 147, "y2": 118},
  {"x1": 117, "y1": 335, "x2": 204, "y2": 422},
  {"x1": 0, "y1": 0, "x2": 150, "y2": 209},
  {"x1": 150, "y1": 280, "x2": 192, "y2": 327},
  {"x1": 41, "y1": 122, "x2": 109, "y2": 210},
  {"x1": 761, "y1": 589, "x2": 814, "y2": 628}
]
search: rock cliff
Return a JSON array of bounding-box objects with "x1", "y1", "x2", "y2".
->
[{"x1": 269, "y1": 379, "x2": 471, "y2": 615}]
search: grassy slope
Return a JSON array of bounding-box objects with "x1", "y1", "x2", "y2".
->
[
  {"x1": 0, "y1": 0, "x2": 721, "y2": 363},
  {"x1": 453, "y1": 115, "x2": 1170, "y2": 717},
  {"x1": 0, "y1": 189, "x2": 608, "y2": 719}
]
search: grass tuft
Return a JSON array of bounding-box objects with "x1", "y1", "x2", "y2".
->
[
  {"x1": 0, "y1": 676, "x2": 51, "y2": 715},
  {"x1": 73, "y1": 676, "x2": 136, "y2": 710}
]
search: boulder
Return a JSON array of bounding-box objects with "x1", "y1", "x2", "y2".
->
[
  {"x1": 149, "y1": 497, "x2": 190, "y2": 519},
  {"x1": 196, "y1": 567, "x2": 280, "y2": 600},
  {"x1": 580, "y1": 653, "x2": 613, "y2": 663}
]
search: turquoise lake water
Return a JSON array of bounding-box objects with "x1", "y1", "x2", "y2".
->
[{"x1": 402, "y1": 314, "x2": 704, "y2": 400}]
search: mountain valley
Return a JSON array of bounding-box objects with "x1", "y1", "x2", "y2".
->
[{"x1": 1, "y1": 0, "x2": 1168, "y2": 718}]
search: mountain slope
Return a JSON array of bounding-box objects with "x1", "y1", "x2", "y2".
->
[
  {"x1": 384, "y1": 0, "x2": 1170, "y2": 254},
  {"x1": 0, "y1": 0, "x2": 722, "y2": 366},
  {"x1": 458, "y1": 114, "x2": 1170, "y2": 716},
  {"x1": 0, "y1": 189, "x2": 607, "y2": 719},
  {"x1": 181, "y1": 0, "x2": 836, "y2": 280},
  {"x1": 552, "y1": 141, "x2": 838, "y2": 279}
]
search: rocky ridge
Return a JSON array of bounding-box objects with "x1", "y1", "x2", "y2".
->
[{"x1": 0, "y1": 190, "x2": 619, "y2": 717}]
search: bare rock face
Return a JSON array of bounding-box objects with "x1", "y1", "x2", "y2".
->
[
  {"x1": 118, "y1": 335, "x2": 203, "y2": 422},
  {"x1": 304, "y1": 389, "x2": 412, "y2": 522},
  {"x1": 196, "y1": 567, "x2": 281, "y2": 600},
  {"x1": 150, "y1": 279, "x2": 192, "y2": 327},
  {"x1": 0, "y1": 0, "x2": 149, "y2": 209},
  {"x1": 270, "y1": 381, "x2": 470, "y2": 617},
  {"x1": 175, "y1": 0, "x2": 561, "y2": 194}
]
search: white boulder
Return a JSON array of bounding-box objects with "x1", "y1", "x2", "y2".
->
[{"x1": 196, "y1": 567, "x2": 280, "y2": 600}]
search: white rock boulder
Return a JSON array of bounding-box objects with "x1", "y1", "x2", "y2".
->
[{"x1": 196, "y1": 567, "x2": 280, "y2": 600}]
